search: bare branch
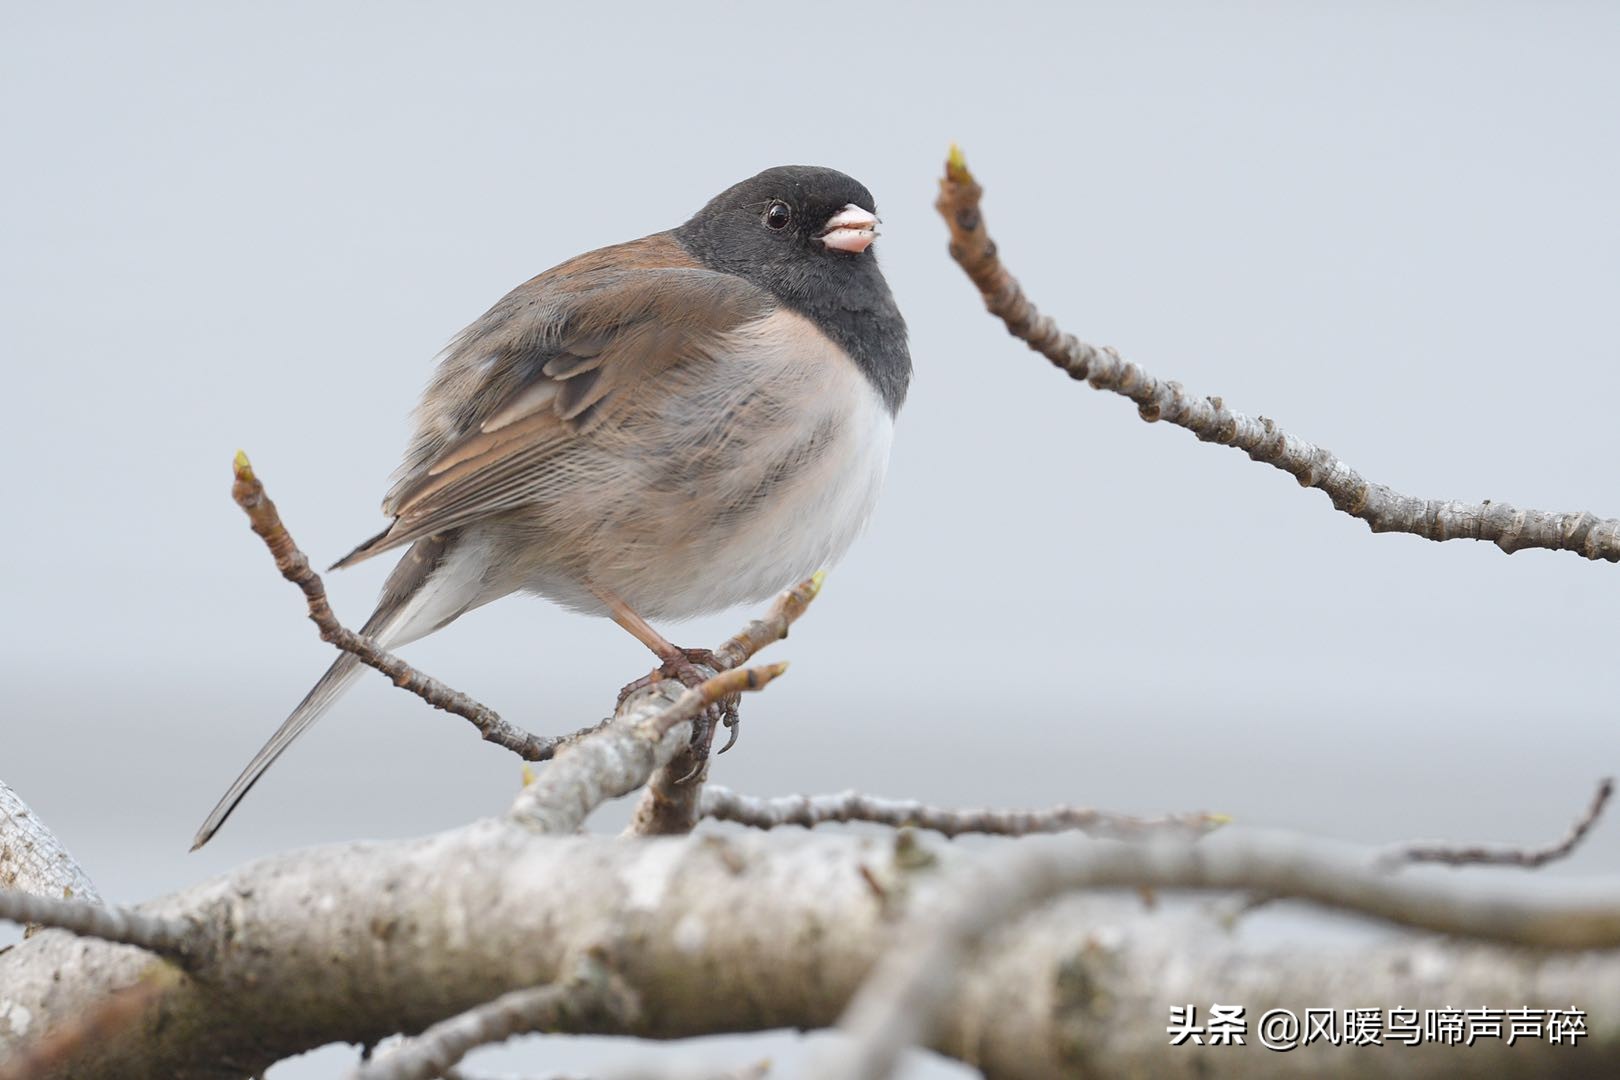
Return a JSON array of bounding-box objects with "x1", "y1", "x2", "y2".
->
[
  {"x1": 1213, "y1": 777, "x2": 1613, "y2": 929},
  {"x1": 710, "y1": 572, "x2": 824, "y2": 671},
  {"x1": 446, "y1": 1063, "x2": 769, "y2": 1080},
  {"x1": 825, "y1": 828, "x2": 1620, "y2": 1079},
  {"x1": 3, "y1": 825, "x2": 1619, "y2": 1079},
  {"x1": 699, "y1": 786, "x2": 1226, "y2": 841},
  {"x1": 643, "y1": 666, "x2": 790, "y2": 741},
  {"x1": 1387, "y1": 776, "x2": 1614, "y2": 869},
  {"x1": 354, "y1": 955, "x2": 639, "y2": 1080},
  {"x1": 0, "y1": 969, "x2": 173, "y2": 1080},
  {"x1": 0, "y1": 888, "x2": 193, "y2": 961},
  {"x1": 578, "y1": 1065, "x2": 770, "y2": 1080},
  {"x1": 509, "y1": 664, "x2": 787, "y2": 835},
  {"x1": 627, "y1": 575, "x2": 823, "y2": 838},
  {"x1": 0, "y1": 779, "x2": 101, "y2": 923},
  {"x1": 231, "y1": 451, "x2": 575, "y2": 761},
  {"x1": 934, "y1": 147, "x2": 1620, "y2": 564}
]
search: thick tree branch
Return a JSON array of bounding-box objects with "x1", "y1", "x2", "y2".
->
[
  {"x1": 447, "y1": 1062, "x2": 770, "y2": 1080},
  {"x1": 0, "y1": 779, "x2": 101, "y2": 926},
  {"x1": 934, "y1": 147, "x2": 1620, "y2": 563},
  {"x1": 0, "y1": 971, "x2": 173, "y2": 1080},
  {"x1": 698, "y1": 786, "x2": 1225, "y2": 840},
  {"x1": 231, "y1": 451, "x2": 575, "y2": 760},
  {"x1": 3, "y1": 824, "x2": 1619, "y2": 1079},
  {"x1": 825, "y1": 829, "x2": 1620, "y2": 1079}
]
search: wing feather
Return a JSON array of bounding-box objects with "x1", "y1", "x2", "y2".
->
[{"x1": 334, "y1": 259, "x2": 772, "y2": 569}]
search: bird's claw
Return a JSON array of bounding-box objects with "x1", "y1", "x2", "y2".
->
[
  {"x1": 615, "y1": 647, "x2": 744, "y2": 783},
  {"x1": 674, "y1": 697, "x2": 737, "y2": 785}
]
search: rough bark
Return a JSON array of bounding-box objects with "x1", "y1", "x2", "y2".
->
[
  {"x1": 3, "y1": 826, "x2": 1619, "y2": 1079},
  {"x1": 0, "y1": 780, "x2": 101, "y2": 908}
]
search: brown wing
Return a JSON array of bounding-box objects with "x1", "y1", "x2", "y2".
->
[{"x1": 332, "y1": 253, "x2": 774, "y2": 569}]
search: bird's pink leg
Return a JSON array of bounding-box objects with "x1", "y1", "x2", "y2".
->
[{"x1": 594, "y1": 585, "x2": 738, "y2": 767}]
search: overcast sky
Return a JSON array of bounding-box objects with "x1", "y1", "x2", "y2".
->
[{"x1": 4, "y1": 2, "x2": 1618, "y2": 1076}]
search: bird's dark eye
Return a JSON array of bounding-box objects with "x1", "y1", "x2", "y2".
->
[{"x1": 763, "y1": 200, "x2": 792, "y2": 231}]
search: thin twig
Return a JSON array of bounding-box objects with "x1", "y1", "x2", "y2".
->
[
  {"x1": 1216, "y1": 782, "x2": 1613, "y2": 924},
  {"x1": 935, "y1": 146, "x2": 1620, "y2": 563},
  {"x1": 710, "y1": 572, "x2": 823, "y2": 670},
  {"x1": 0, "y1": 888, "x2": 194, "y2": 961},
  {"x1": 231, "y1": 451, "x2": 581, "y2": 760},
  {"x1": 1386, "y1": 776, "x2": 1614, "y2": 869},
  {"x1": 353, "y1": 955, "x2": 639, "y2": 1080},
  {"x1": 699, "y1": 787, "x2": 1226, "y2": 841}
]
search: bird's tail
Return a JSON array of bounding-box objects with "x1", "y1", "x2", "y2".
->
[{"x1": 191, "y1": 533, "x2": 471, "y2": 850}]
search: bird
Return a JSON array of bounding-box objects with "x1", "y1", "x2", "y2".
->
[{"x1": 191, "y1": 165, "x2": 911, "y2": 850}]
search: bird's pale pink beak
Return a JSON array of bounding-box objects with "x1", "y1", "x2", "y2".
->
[{"x1": 818, "y1": 204, "x2": 879, "y2": 253}]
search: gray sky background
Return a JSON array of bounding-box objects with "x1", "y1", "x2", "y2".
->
[{"x1": 3, "y1": 2, "x2": 1618, "y2": 1076}]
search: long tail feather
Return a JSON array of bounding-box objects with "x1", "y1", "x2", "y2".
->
[
  {"x1": 189, "y1": 652, "x2": 363, "y2": 851},
  {"x1": 191, "y1": 534, "x2": 464, "y2": 850}
]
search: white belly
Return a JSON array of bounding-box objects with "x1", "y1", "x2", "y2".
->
[
  {"x1": 503, "y1": 309, "x2": 898, "y2": 622},
  {"x1": 669, "y1": 374, "x2": 893, "y2": 617}
]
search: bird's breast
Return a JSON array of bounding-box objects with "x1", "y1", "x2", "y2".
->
[{"x1": 529, "y1": 308, "x2": 896, "y2": 620}]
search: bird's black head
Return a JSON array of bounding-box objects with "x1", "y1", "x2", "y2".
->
[
  {"x1": 675, "y1": 165, "x2": 910, "y2": 412},
  {"x1": 677, "y1": 164, "x2": 881, "y2": 275}
]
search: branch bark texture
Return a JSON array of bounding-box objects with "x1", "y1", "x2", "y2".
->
[
  {"x1": 3, "y1": 827, "x2": 1619, "y2": 1079},
  {"x1": 824, "y1": 830, "x2": 1620, "y2": 1078},
  {"x1": 0, "y1": 780, "x2": 101, "y2": 908},
  {"x1": 699, "y1": 786, "x2": 1223, "y2": 840}
]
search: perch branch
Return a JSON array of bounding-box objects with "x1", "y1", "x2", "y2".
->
[
  {"x1": 231, "y1": 451, "x2": 583, "y2": 761},
  {"x1": 1388, "y1": 776, "x2": 1613, "y2": 869},
  {"x1": 626, "y1": 574, "x2": 823, "y2": 837},
  {"x1": 935, "y1": 147, "x2": 1620, "y2": 563},
  {"x1": 698, "y1": 786, "x2": 1226, "y2": 840},
  {"x1": 509, "y1": 664, "x2": 788, "y2": 835}
]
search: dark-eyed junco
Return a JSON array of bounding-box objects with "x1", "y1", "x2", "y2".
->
[{"x1": 193, "y1": 165, "x2": 910, "y2": 849}]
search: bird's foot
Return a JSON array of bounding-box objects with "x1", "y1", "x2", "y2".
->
[{"x1": 614, "y1": 647, "x2": 742, "y2": 778}]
